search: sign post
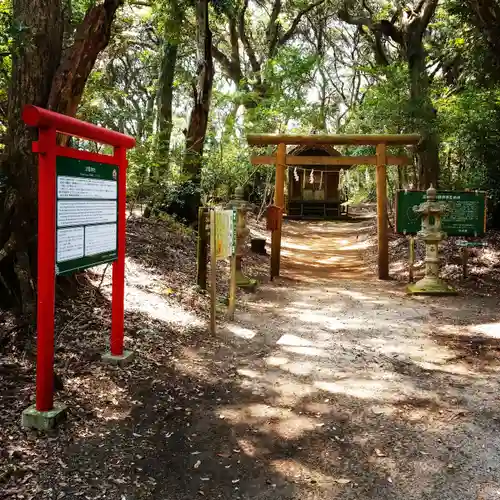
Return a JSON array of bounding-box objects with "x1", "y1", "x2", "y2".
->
[
  {"x1": 209, "y1": 209, "x2": 237, "y2": 335},
  {"x1": 21, "y1": 106, "x2": 135, "y2": 430}
]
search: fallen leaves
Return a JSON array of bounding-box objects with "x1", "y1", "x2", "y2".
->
[
  {"x1": 334, "y1": 478, "x2": 351, "y2": 485},
  {"x1": 372, "y1": 224, "x2": 500, "y2": 296},
  {"x1": 2, "y1": 214, "x2": 499, "y2": 500}
]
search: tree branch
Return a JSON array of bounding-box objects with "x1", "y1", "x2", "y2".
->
[
  {"x1": 338, "y1": 3, "x2": 374, "y2": 29},
  {"x1": 238, "y1": 0, "x2": 260, "y2": 74},
  {"x1": 338, "y1": 1, "x2": 404, "y2": 45},
  {"x1": 266, "y1": 0, "x2": 281, "y2": 56},
  {"x1": 212, "y1": 43, "x2": 241, "y2": 83},
  {"x1": 228, "y1": 16, "x2": 240, "y2": 71},
  {"x1": 362, "y1": 0, "x2": 373, "y2": 16},
  {"x1": 278, "y1": 0, "x2": 327, "y2": 48},
  {"x1": 417, "y1": 0, "x2": 439, "y2": 35}
]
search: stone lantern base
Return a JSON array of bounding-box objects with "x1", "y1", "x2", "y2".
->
[
  {"x1": 235, "y1": 256, "x2": 258, "y2": 291},
  {"x1": 407, "y1": 275, "x2": 456, "y2": 295},
  {"x1": 237, "y1": 274, "x2": 258, "y2": 292}
]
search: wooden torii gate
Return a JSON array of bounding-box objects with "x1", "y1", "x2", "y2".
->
[{"x1": 247, "y1": 133, "x2": 421, "y2": 280}]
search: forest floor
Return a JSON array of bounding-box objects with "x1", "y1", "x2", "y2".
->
[{"x1": 2, "y1": 212, "x2": 500, "y2": 499}]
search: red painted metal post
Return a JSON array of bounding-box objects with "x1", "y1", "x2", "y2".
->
[
  {"x1": 36, "y1": 127, "x2": 57, "y2": 412},
  {"x1": 111, "y1": 146, "x2": 127, "y2": 356}
]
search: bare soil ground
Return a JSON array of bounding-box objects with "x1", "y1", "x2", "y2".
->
[{"x1": 2, "y1": 214, "x2": 500, "y2": 500}]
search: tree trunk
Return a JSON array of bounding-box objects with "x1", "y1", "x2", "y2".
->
[
  {"x1": 49, "y1": 0, "x2": 123, "y2": 118},
  {"x1": 0, "y1": 0, "x2": 122, "y2": 318},
  {"x1": 181, "y1": 0, "x2": 214, "y2": 222},
  {"x1": 157, "y1": 41, "x2": 178, "y2": 171},
  {"x1": 184, "y1": 0, "x2": 214, "y2": 177},
  {"x1": 406, "y1": 26, "x2": 439, "y2": 189},
  {"x1": 144, "y1": 40, "x2": 178, "y2": 217},
  {"x1": 0, "y1": 0, "x2": 64, "y2": 315},
  {"x1": 466, "y1": 0, "x2": 500, "y2": 65}
]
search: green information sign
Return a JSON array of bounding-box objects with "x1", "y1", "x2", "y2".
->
[
  {"x1": 395, "y1": 190, "x2": 487, "y2": 236},
  {"x1": 55, "y1": 157, "x2": 118, "y2": 275}
]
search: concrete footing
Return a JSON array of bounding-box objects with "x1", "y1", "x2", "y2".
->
[
  {"x1": 21, "y1": 403, "x2": 67, "y2": 430},
  {"x1": 101, "y1": 350, "x2": 134, "y2": 366}
]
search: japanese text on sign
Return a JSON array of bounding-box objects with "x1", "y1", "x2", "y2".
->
[
  {"x1": 395, "y1": 190, "x2": 487, "y2": 237},
  {"x1": 55, "y1": 157, "x2": 119, "y2": 275},
  {"x1": 211, "y1": 209, "x2": 236, "y2": 260}
]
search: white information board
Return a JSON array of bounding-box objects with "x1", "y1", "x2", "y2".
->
[
  {"x1": 85, "y1": 224, "x2": 117, "y2": 256},
  {"x1": 58, "y1": 176, "x2": 117, "y2": 200},
  {"x1": 57, "y1": 227, "x2": 84, "y2": 262},
  {"x1": 55, "y1": 157, "x2": 119, "y2": 275},
  {"x1": 57, "y1": 200, "x2": 117, "y2": 227},
  {"x1": 212, "y1": 209, "x2": 236, "y2": 260}
]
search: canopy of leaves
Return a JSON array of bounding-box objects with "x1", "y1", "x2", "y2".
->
[{"x1": 3, "y1": 0, "x2": 500, "y2": 224}]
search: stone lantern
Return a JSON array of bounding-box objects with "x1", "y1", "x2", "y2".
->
[
  {"x1": 226, "y1": 187, "x2": 257, "y2": 291},
  {"x1": 407, "y1": 185, "x2": 456, "y2": 295}
]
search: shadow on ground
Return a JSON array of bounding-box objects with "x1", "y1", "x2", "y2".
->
[{"x1": 2, "y1": 217, "x2": 500, "y2": 500}]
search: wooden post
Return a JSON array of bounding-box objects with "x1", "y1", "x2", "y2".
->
[
  {"x1": 196, "y1": 207, "x2": 208, "y2": 289},
  {"x1": 376, "y1": 143, "x2": 389, "y2": 279},
  {"x1": 271, "y1": 143, "x2": 286, "y2": 279},
  {"x1": 462, "y1": 246, "x2": 469, "y2": 279},
  {"x1": 409, "y1": 236, "x2": 415, "y2": 283},
  {"x1": 209, "y1": 210, "x2": 217, "y2": 335},
  {"x1": 228, "y1": 207, "x2": 237, "y2": 319},
  {"x1": 228, "y1": 253, "x2": 237, "y2": 320}
]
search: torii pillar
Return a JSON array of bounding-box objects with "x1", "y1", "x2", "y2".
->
[{"x1": 271, "y1": 143, "x2": 286, "y2": 278}]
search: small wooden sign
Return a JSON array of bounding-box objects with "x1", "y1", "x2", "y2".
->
[
  {"x1": 209, "y1": 209, "x2": 237, "y2": 334},
  {"x1": 266, "y1": 205, "x2": 282, "y2": 231}
]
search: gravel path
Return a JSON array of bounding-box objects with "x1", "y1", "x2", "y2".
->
[{"x1": 219, "y1": 218, "x2": 500, "y2": 499}]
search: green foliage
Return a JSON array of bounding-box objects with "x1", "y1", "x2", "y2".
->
[
  {"x1": 347, "y1": 64, "x2": 411, "y2": 135},
  {"x1": 245, "y1": 46, "x2": 319, "y2": 133},
  {"x1": 438, "y1": 85, "x2": 500, "y2": 219},
  {"x1": 4, "y1": 0, "x2": 500, "y2": 226},
  {"x1": 201, "y1": 139, "x2": 255, "y2": 200},
  {"x1": 0, "y1": 0, "x2": 11, "y2": 138},
  {"x1": 71, "y1": 0, "x2": 98, "y2": 25}
]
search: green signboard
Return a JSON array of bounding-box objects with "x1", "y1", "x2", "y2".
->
[
  {"x1": 55, "y1": 157, "x2": 118, "y2": 275},
  {"x1": 395, "y1": 190, "x2": 487, "y2": 236}
]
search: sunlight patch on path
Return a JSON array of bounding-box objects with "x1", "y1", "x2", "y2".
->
[{"x1": 93, "y1": 258, "x2": 204, "y2": 328}]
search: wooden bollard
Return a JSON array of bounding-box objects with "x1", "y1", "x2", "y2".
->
[{"x1": 196, "y1": 207, "x2": 209, "y2": 289}]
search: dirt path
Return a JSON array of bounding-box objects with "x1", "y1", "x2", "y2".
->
[
  {"x1": 217, "y1": 219, "x2": 500, "y2": 499},
  {"x1": 3, "y1": 218, "x2": 500, "y2": 500}
]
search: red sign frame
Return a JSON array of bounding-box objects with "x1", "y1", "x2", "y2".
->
[{"x1": 23, "y1": 105, "x2": 136, "y2": 413}]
